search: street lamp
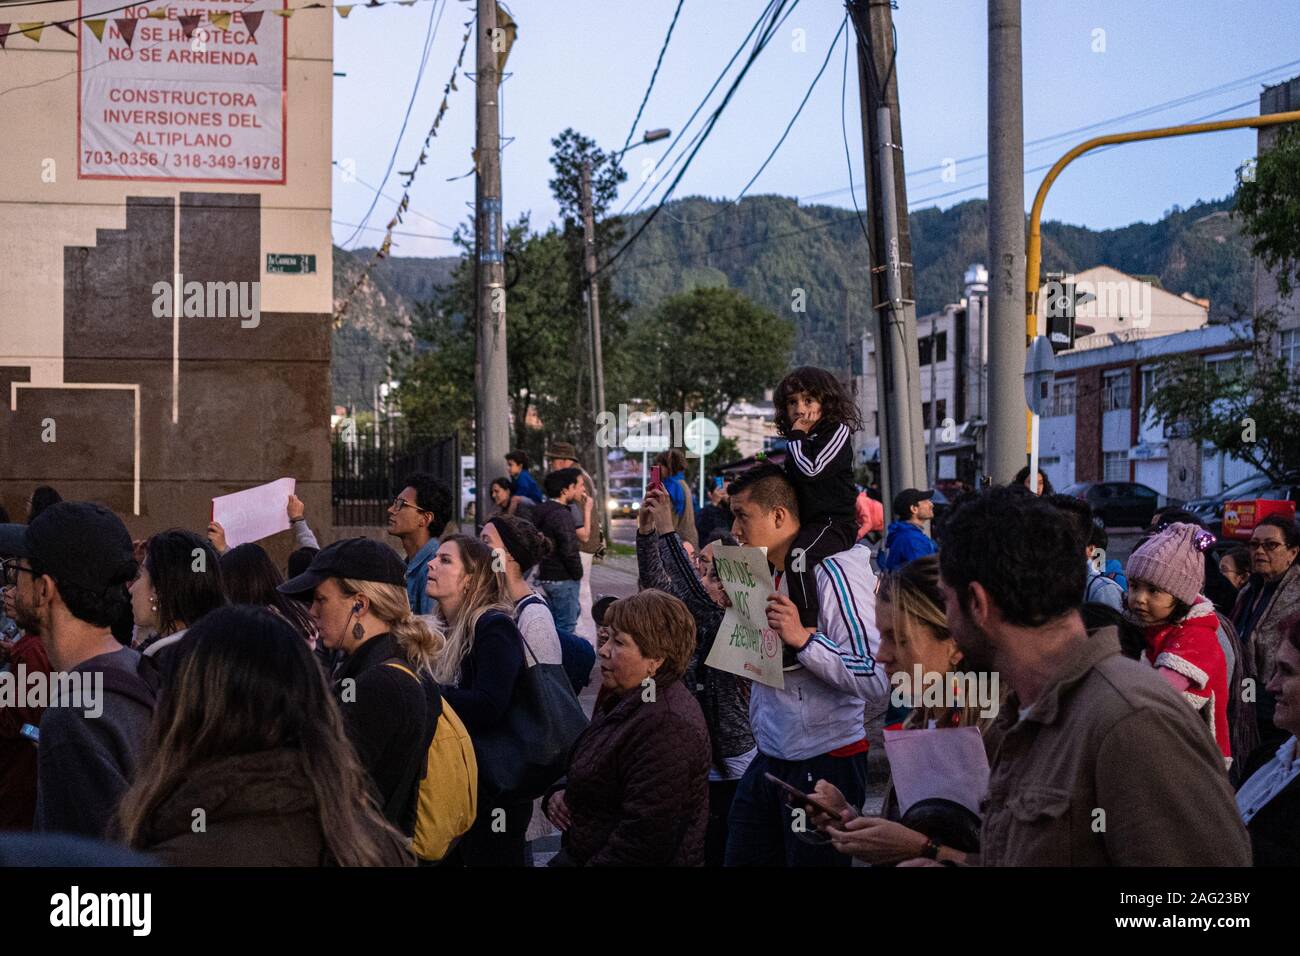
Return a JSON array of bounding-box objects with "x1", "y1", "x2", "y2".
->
[{"x1": 581, "y1": 128, "x2": 670, "y2": 549}]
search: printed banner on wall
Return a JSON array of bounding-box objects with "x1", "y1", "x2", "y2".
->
[{"x1": 78, "y1": 1, "x2": 286, "y2": 183}]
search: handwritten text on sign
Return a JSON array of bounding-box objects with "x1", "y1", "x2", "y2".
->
[
  {"x1": 79, "y1": 1, "x2": 285, "y2": 182},
  {"x1": 704, "y1": 544, "x2": 785, "y2": 689}
]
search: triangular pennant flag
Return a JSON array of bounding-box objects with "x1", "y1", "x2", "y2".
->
[
  {"x1": 398, "y1": 1, "x2": 415, "y2": 5},
  {"x1": 113, "y1": 18, "x2": 135, "y2": 47},
  {"x1": 272, "y1": 9, "x2": 294, "y2": 17},
  {"x1": 0, "y1": 24, "x2": 10, "y2": 49},
  {"x1": 178, "y1": 14, "x2": 200, "y2": 38},
  {"x1": 366, "y1": 0, "x2": 382, "y2": 6},
  {"x1": 18, "y1": 22, "x2": 43, "y2": 42},
  {"x1": 56, "y1": 21, "x2": 76, "y2": 36},
  {"x1": 241, "y1": 9, "x2": 264, "y2": 39},
  {"x1": 450, "y1": 76, "x2": 458, "y2": 92},
  {"x1": 84, "y1": 19, "x2": 105, "y2": 40},
  {"x1": 147, "y1": 8, "x2": 167, "y2": 19},
  {"x1": 209, "y1": 11, "x2": 232, "y2": 30},
  {"x1": 336, "y1": 5, "x2": 354, "y2": 17},
  {"x1": 493, "y1": 2, "x2": 516, "y2": 76},
  {"x1": 400, "y1": 194, "x2": 409, "y2": 211},
  {"x1": 304, "y1": 3, "x2": 323, "y2": 7}
]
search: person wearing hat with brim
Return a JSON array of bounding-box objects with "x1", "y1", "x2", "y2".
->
[
  {"x1": 0, "y1": 502, "x2": 155, "y2": 838},
  {"x1": 279, "y1": 537, "x2": 442, "y2": 835},
  {"x1": 880, "y1": 489, "x2": 938, "y2": 573},
  {"x1": 546, "y1": 441, "x2": 600, "y2": 644}
]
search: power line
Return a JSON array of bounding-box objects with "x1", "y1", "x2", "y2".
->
[
  {"x1": 801, "y1": 56, "x2": 1300, "y2": 204},
  {"x1": 596, "y1": 0, "x2": 799, "y2": 276},
  {"x1": 339, "y1": 0, "x2": 445, "y2": 248},
  {"x1": 661, "y1": 17, "x2": 847, "y2": 227},
  {"x1": 617, "y1": 0, "x2": 781, "y2": 217},
  {"x1": 618, "y1": 0, "x2": 685, "y2": 156}
]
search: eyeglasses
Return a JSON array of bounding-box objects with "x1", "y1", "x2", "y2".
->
[
  {"x1": 389, "y1": 497, "x2": 431, "y2": 515},
  {"x1": 1, "y1": 559, "x2": 36, "y2": 587},
  {"x1": 1247, "y1": 540, "x2": 1287, "y2": 553}
]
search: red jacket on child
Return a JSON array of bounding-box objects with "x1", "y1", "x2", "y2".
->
[{"x1": 1142, "y1": 595, "x2": 1231, "y2": 764}]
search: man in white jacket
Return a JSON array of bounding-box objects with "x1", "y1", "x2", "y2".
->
[{"x1": 721, "y1": 464, "x2": 889, "y2": 866}]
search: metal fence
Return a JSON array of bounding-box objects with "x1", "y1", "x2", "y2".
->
[{"x1": 332, "y1": 422, "x2": 459, "y2": 527}]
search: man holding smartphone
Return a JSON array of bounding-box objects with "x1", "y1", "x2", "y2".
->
[{"x1": 720, "y1": 464, "x2": 889, "y2": 866}]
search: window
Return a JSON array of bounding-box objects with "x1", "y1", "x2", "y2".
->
[
  {"x1": 1103, "y1": 451, "x2": 1128, "y2": 481},
  {"x1": 1283, "y1": 329, "x2": 1300, "y2": 371},
  {"x1": 1050, "y1": 379, "x2": 1076, "y2": 417},
  {"x1": 918, "y1": 331, "x2": 948, "y2": 366},
  {"x1": 1139, "y1": 367, "x2": 1158, "y2": 409},
  {"x1": 1102, "y1": 370, "x2": 1131, "y2": 411},
  {"x1": 923, "y1": 399, "x2": 948, "y2": 430}
]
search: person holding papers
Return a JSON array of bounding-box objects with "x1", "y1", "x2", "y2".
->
[{"x1": 716, "y1": 464, "x2": 888, "y2": 867}]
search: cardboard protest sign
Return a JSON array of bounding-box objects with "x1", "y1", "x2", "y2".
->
[
  {"x1": 704, "y1": 544, "x2": 785, "y2": 689},
  {"x1": 882, "y1": 726, "x2": 989, "y2": 817},
  {"x1": 212, "y1": 477, "x2": 296, "y2": 547}
]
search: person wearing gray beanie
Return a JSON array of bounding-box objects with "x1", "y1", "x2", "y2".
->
[{"x1": 1126, "y1": 523, "x2": 1232, "y2": 763}]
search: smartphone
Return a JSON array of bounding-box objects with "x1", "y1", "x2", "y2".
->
[
  {"x1": 649, "y1": 465, "x2": 665, "y2": 492},
  {"x1": 763, "y1": 772, "x2": 845, "y2": 819}
]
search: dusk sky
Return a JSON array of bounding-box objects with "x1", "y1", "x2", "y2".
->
[{"x1": 331, "y1": 0, "x2": 1300, "y2": 258}]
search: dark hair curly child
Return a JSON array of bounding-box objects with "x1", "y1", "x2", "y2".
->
[{"x1": 773, "y1": 366, "x2": 863, "y2": 438}]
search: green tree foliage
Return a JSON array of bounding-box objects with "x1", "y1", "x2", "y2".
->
[
  {"x1": 627, "y1": 286, "x2": 794, "y2": 425},
  {"x1": 1145, "y1": 312, "x2": 1300, "y2": 481},
  {"x1": 1235, "y1": 123, "x2": 1300, "y2": 298}
]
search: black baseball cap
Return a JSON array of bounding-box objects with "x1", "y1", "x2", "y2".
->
[
  {"x1": 278, "y1": 537, "x2": 407, "y2": 595},
  {"x1": 0, "y1": 501, "x2": 136, "y2": 595},
  {"x1": 892, "y1": 488, "x2": 935, "y2": 519}
]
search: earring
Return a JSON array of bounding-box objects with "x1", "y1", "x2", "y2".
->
[
  {"x1": 352, "y1": 621, "x2": 365, "y2": 641},
  {"x1": 149, "y1": 594, "x2": 159, "y2": 614}
]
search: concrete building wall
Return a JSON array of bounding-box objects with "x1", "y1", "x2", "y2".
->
[{"x1": 0, "y1": 2, "x2": 334, "y2": 555}]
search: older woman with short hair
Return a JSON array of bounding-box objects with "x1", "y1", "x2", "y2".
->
[{"x1": 543, "y1": 590, "x2": 710, "y2": 866}]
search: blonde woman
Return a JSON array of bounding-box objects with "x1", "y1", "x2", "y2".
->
[
  {"x1": 425, "y1": 533, "x2": 531, "y2": 866},
  {"x1": 807, "y1": 554, "x2": 1002, "y2": 865},
  {"x1": 279, "y1": 538, "x2": 444, "y2": 838}
]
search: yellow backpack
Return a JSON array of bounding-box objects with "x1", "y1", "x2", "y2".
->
[{"x1": 383, "y1": 662, "x2": 478, "y2": 862}]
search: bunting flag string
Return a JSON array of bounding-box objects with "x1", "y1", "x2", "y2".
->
[
  {"x1": 0, "y1": 0, "x2": 452, "y2": 46},
  {"x1": 334, "y1": 14, "x2": 478, "y2": 325}
]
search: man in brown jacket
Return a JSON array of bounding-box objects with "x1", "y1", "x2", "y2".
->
[{"x1": 933, "y1": 487, "x2": 1251, "y2": 866}]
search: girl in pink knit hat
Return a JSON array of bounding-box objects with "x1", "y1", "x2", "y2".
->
[{"x1": 1124, "y1": 522, "x2": 1231, "y2": 763}]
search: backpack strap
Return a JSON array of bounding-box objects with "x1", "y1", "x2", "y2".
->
[{"x1": 379, "y1": 659, "x2": 443, "y2": 827}]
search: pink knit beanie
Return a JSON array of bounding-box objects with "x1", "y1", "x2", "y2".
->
[{"x1": 1125, "y1": 522, "x2": 1214, "y2": 605}]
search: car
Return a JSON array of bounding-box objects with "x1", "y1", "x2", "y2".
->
[
  {"x1": 607, "y1": 487, "x2": 641, "y2": 519},
  {"x1": 1062, "y1": 481, "x2": 1181, "y2": 528},
  {"x1": 1184, "y1": 472, "x2": 1274, "y2": 524}
]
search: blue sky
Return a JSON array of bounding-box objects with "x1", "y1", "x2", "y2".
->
[{"x1": 331, "y1": 0, "x2": 1300, "y2": 258}]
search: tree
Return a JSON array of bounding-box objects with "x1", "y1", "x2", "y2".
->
[
  {"x1": 1235, "y1": 122, "x2": 1300, "y2": 297},
  {"x1": 1145, "y1": 311, "x2": 1300, "y2": 481},
  {"x1": 626, "y1": 286, "x2": 794, "y2": 425}
]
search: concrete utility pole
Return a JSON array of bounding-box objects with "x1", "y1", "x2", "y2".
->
[
  {"x1": 580, "y1": 160, "x2": 611, "y2": 547},
  {"x1": 848, "y1": 0, "x2": 926, "y2": 523},
  {"x1": 474, "y1": 0, "x2": 510, "y2": 527},
  {"x1": 985, "y1": 0, "x2": 1028, "y2": 487}
]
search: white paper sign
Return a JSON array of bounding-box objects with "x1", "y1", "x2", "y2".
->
[
  {"x1": 882, "y1": 726, "x2": 990, "y2": 817},
  {"x1": 79, "y1": 1, "x2": 286, "y2": 183},
  {"x1": 704, "y1": 544, "x2": 784, "y2": 689},
  {"x1": 212, "y1": 477, "x2": 295, "y2": 547}
]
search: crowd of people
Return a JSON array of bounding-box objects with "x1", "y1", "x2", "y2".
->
[{"x1": 0, "y1": 365, "x2": 1296, "y2": 867}]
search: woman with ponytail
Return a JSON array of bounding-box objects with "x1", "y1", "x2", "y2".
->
[
  {"x1": 481, "y1": 514, "x2": 562, "y2": 666},
  {"x1": 425, "y1": 534, "x2": 531, "y2": 866},
  {"x1": 279, "y1": 538, "x2": 445, "y2": 837}
]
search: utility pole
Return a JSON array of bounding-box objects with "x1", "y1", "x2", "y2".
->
[
  {"x1": 848, "y1": 0, "x2": 926, "y2": 523},
  {"x1": 985, "y1": 0, "x2": 1027, "y2": 487},
  {"x1": 474, "y1": 0, "x2": 510, "y2": 528},
  {"x1": 928, "y1": 314, "x2": 938, "y2": 486},
  {"x1": 580, "y1": 160, "x2": 611, "y2": 547}
]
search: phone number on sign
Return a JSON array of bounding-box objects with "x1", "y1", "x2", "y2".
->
[{"x1": 82, "y1": 151, "x2": 282, "y2": 172}]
